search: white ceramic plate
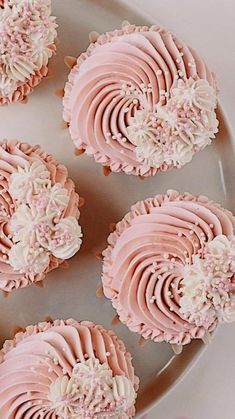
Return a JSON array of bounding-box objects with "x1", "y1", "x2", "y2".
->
[{"x1": 0, "y1": 1, "x2": 235, "y2": 417}]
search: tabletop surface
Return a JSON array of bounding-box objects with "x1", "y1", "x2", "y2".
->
[{"x1": 118, "y1": 1, "x2": 235, "y2": 418}]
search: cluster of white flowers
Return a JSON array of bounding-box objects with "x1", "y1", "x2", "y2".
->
[
  {"x1": 179, "y1": 235, "x2": 235, "y2": 328},
  {"x1": 8, "y1": 161, "x2": 82, "y2": 276},
  {"x1": 49, "y1": 358, "x2": 136, "y2": 418},
  {"x1": 127, "y1": 77, "x2": 218, "y2": 169}
]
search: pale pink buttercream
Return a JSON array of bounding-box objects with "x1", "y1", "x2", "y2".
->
[
  {"x1": 0, "y1": 0, "x2": 57, "y2": 105},
  {"x1": 63, "y1": 24, "x2": 217, "y2": 176},
  {"x1": 102, "y1": 190, "x2": 235, "y2": 345},
  {"x1": 0, "y1": 140, "x2": 81, "y2": 292},
  {"x1": 0, "y1": 319, "x2": 139, "y2": 418}
]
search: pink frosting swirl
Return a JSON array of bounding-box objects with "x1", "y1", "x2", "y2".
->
[
  {"x1": 63, "y1": 24, "x2": 217, "y2": 176},
  {"x1": 0, "y1": 319, "x2": 139, "y2": 418},
  {"x1": 0, "y1": 140, "x2": 81, "y2": 292},
  {"x1": 102, "y1": 190, "x2": 235, "y2": 345}
]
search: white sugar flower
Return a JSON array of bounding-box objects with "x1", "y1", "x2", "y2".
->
[
  {"x1": 9, "y1": 204, "x2": 37, "y2": 244},
  {"x1": 155, "y1": 104, "x2": 179, "y2": 128},
  {"x1": 207, "y1": 235, "x2": 235, "y2": 256},
  {"x1": 201, "y1": 109, "x2": 219, "y2": 138},
  {"x1": 8, "y1": 242, "x2": 50, "y2": 275},
  {"x1": 127, "y1": 110, "x2": 158, "y2": 145},
  {"x1": 46, "y1": 183, "x2": 69, "y2": 213},
  {"x1": 135, "y1": 139, "x2": 165, "y2": 168},
  {"x1": 49, "y1": 217, "x2": 82, "y2": 259},
  {"x1": 171, "y1": 77, "x2": 217, "y2": 111},
  {"x1": 218, "y1": 295, "x2": 235, "y2": 323},
  {"x1": 9, "y1": 161, "x2": 50, "y2": 203},
  {"x1": 185, "y1": 120, "x2": 212, "y2": 148},
  {"x1": 179, "y1": 235, "x2": 235, "y2": 328},
  {"x1": 9, "y1": 58, "x2": 37, "y2": 83},
  {"x1": 205, "y1": 235, "x2": 235, "y2": 287},
  {"x1": 49, "y1": 375, "x2": 78, "y2": 417},
  {"x1": 72, "y1": 358, "x2": 113, "y2": 382},
  {"x1": 0, "y1": 74, "x2": 17, "y2": 98},
  {"x1": 169, "y1": 141, "x2": 194, "y2": 167},
  {"x1": 179, "y1": 256, "x2": 217, "y2": 327},
  {"x1": 9, "y1": 203, "x2": 53, "y2": 247},
  {"x1": 180, "y1": 256, "x2": 207, "y2": 308},
  {"x1": 72, "y1": 359, "x2": 136, "y2": 415},
  {"x1": 179, "y1": 110, "x2": 218, "y2": 150},
  {"x1": 112, "y1": 375, "x2": 136, "y2": 411},
  {"x1": 49, "y1": 359, "x2": 136, "y2": 418},
  {"x1": 127, "y1": 109, "x2": 167, "y2": 168}
]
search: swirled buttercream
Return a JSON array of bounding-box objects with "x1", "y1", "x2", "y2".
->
[
  {"x1": 0, "y1": 319, "x2": 139, "y2": 418},
  {"x1": 102, "y1": 190, "x2": 235, "y2": 345},
  {"x1": 0, "y1": 0, "x2": 57, "y2": 105},
  {"x1": 0, "y1": 140, "x2": 82, "y2": 292},
  {"x1": 63, "y1": 24, "x2": 218, "y2": 176}
]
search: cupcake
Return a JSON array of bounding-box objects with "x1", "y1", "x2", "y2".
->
[
  {"x1": 0, "y1": 140, "x2": 82, "y2": 293},
  {"x1": 63, "y1": 23, "x2": 218, "y2": 177},
  {"x1": 0, "y1": 319, "x2": 139, "y2": 418},
  {"x1": 102, "y1": 190, "x2": 235, "y2": 350},
  {"x1": 0, "y1": 0, "x2": 57, "y2": 105}
]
